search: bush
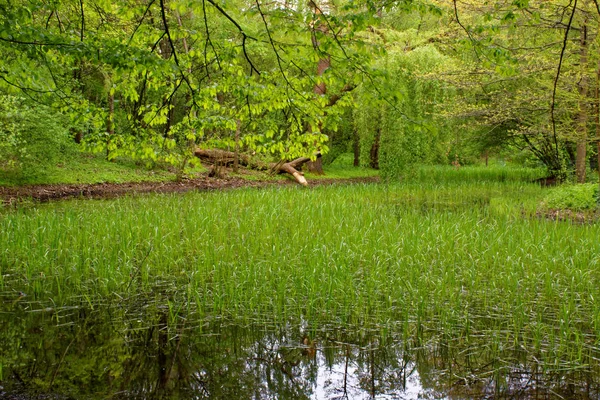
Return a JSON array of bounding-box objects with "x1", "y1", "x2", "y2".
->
[
  {"x1": 0, "y1": 94, "x2": 75, "y2": 180},
  {"x1": 353, "y1": 45, "x2": 454, "y2": 180},
  {"x1": 543, "y1": 184, "x2": 599, "y2": 211}
]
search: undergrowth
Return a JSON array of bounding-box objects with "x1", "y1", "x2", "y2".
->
[{"x1": 543, "y1": 183, "x2": 600, "y2": 211}]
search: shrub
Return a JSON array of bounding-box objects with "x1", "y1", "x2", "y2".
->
[
  {"x1": 0, "y1": 94, "x2": 75, "y2": 180},
  {"x1": 543, "y1": 184, "x2": 599, "y2": 211}
]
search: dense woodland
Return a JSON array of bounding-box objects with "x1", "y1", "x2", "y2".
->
[{"x1": 1, "y1": 0, "x2": 600, "y2": 183}]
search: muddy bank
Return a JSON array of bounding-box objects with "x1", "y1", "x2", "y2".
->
[
  {"x1": 535, "y1": 208, "x2": 600, "y2": 224},
  {"x1": 0, "y1": 176, "x2": 379, "y2": 204}
]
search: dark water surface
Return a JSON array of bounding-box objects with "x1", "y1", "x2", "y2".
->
[{"x1": 2, "y1": 296, "x2": 600, "y2": 400}]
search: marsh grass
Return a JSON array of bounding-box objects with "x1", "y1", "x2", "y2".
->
[
  {"x1": 2, "y1": 168, "x2": 600, "y2": 388},
  {"x1": 410, "y1": 164, "x2": 547, "y2": 183}
]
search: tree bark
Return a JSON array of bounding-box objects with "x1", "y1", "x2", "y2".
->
[
  {"x1": 106, "y1": 89, "x2": 114, "y2": 160},
  {"x1": 370, "y1": 127, "x2": 380, "y2": 169},
  {"x1": 576, "y1": 23, "x2": 588, "y2": 183},
  {"x1": 596, "y1": 52, "x2": 600, "y2": 198},
  {"x1": 194, "y1": 149, "x2": 262, "y2": 168},
  {"x1": 305, "y1": 1, "x2": 329, "y2": 175},
  {"x1": 353, "y1": 127, "x2": 360, "y2": 167},
  {"x1": 306, "y1": 153, "x2": 324, "y2": 174},
  {"x1": 279, "y1": 159, "x2": 309, "y2": 186},
  {"x1": 233, "y1": 120, "x2": 241, "y2": 173},
  {"x1": 194, "y1": 149, "x2": 315, "y2": 186}
]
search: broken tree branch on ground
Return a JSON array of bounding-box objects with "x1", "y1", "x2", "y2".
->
[{"x1": 194, "y1": 149, "x2": 319, "y2": 186}]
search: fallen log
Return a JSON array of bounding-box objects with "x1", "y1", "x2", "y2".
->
[
  {"x1": 194, "y1": 148, "x2": 315, "y2": 186},
  {"x1": 194, "y1": 149, "x2": 255, "y2": 168},
  {"x1": 279, "y1": 156, "x2": 310, "y2": 186}
]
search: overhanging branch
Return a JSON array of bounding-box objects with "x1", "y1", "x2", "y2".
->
[{"x1": 550, "y1": 0, "x2": 578, "y2": 165}]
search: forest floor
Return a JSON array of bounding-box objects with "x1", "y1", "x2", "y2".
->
[{"x1": 0, "y1": 175, "x2": 380, "y2": 204}]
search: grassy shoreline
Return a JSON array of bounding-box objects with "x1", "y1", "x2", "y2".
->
[
  {"x1": 2, "y1": 178, "x2": 599, "y2": 338},
  {"x1": 0, "y1": 150, "x2": 380, "y2": 187}
]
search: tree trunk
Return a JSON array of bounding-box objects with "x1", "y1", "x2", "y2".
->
[
  {"x1": 164, "y1": 98, "x2": 174, "y2": 137},
  {"x1": 73, "y1": 129, "x2": 83, "y2": 144},
  {"x1": 307, "y1": 1, "x2": 330, "y2": 175},
  {"x1": 313, "y1": 57, "x2": 330, "y2": 96},
  {"x1": 194, "y1": 149, "x2": 315, "y2": 186},
  {"x1": 106, "y1": 90, "x2": 114, "y2": 160},
  {"x1": 279, "y1": 161, "x2": 308, "y2": 186},
  {"x1": 353, "y1": 128, "x2": 360, "y2": 167},
  {"x1": 233, "y1": 120, "x2": 241, "y2": 173},
  {"x1": 176, "y1": 10, "x2": 197, "y2": 150},
  {"x1": 576, "y1": 24, "x2": 588, "y2": 183},
  {"x1": 306, "y1": 153, "x2": 324, "y2": 174},
  {"x1": 194, "y1": 149, "x2": 263, "y2": 169},
  {"x1": 370, "y1": 127, "x2": 380, "y2": 169},
  {"x1": 596, "y1": 53, "x2": 600, "y2": 199}
]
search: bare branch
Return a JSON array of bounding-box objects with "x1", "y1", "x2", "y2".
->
[
  {"x1": 255, "y1": 1, "x2": 290, "y2": 81},
  {"x1": 242, "y1": 32, "x2": 260, "y2": 75},
  {"x1": 550, "y1": 0, "x2": 578, "y2": 165},
  {"x1": 79, "y1": 0, "x2": 84, "y2": 42},
  {"x1": 201, "y1": 0, "x2": 221, "y2": 74},
  {"x1": 127, "y1": 0, "x2": 156, "y2": 46},
  {"x1": 205, "y1": 0, "x2": 259, "y2": 75},
  {"x1": 452, "y1": 0, "x2": 480, "y2": 61},
  {"x1": 327, "y1": 83, "x2": 355, "y2": 107},
  {"x1": 0, "y1": 37, "x2": 74, "y2": 46},
  {"x1": 206, "y1": 0, "x2": 252, "y2": 37},
  {"x1": 309, "y1": 2, "x2": 350, "y2": 60},
  {"x1": 593, "y1": 0, "x2": 600, "y2": 15},
  {"x1": 158, "y1": 0, "x2": 196, "y2": 99}
]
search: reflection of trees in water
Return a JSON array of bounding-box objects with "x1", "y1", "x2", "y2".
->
[
  {"x1": 2, "y1": 302, "x2": 600, "y2": 399},
  {"x1": 317, "y1": 335, "x2": 421, "y2": 399},
  {"x1": 113, "y1": 306, "x2": 317, "y2": 399},
  {"x1": 1, "y1": 302, "x2": 321, "y2": 399},
  {"x1": 356, "y1": 339, "x2": 413, "y2": 396},
  {"x1": 414, "y1": 334, "x2": 600, "y2": 399}
]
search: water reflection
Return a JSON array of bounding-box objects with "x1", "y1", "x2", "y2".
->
[{"x1": 1, "y1": 298, "x2": 599, "y2": 399}]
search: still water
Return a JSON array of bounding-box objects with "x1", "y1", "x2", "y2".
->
[{"x1": 2, "y1": 295, "x2": 600, "y2": 399}]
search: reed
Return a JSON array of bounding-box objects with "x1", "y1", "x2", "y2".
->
[
  {"x1": 1, "y1": 168, "x2": 599, "y2": 373},
  {"x1": 410, "y1": 164, "x2": 547, "y2": 183}
]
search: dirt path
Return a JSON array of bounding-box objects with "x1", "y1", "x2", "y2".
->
[{"x1": 0, "y1": 176, "x2": 380, "y2": 204}]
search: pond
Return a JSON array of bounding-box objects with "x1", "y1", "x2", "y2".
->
[
  {"x1": 2, "y1": 183, "x2": 600, "y2": 399},
  {"x1": 2, "y1": 295, "x2": 599, "y2": 399}
]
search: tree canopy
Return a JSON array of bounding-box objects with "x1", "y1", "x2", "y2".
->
[{"x1": 1, "y1": 0, "x2": 600, "y2": 182}]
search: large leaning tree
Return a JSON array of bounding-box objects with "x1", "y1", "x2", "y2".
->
[{"x1": 0, "y1": 0, "x2": 383, "y2": 182}]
